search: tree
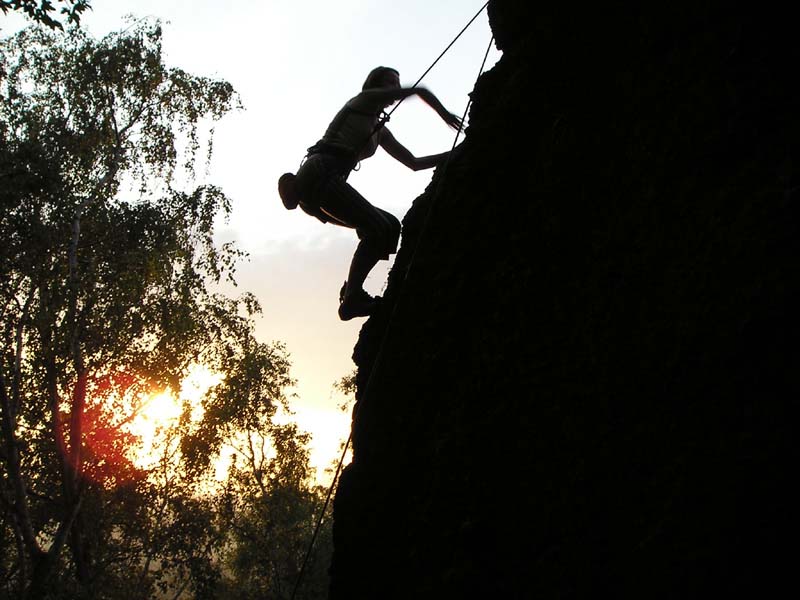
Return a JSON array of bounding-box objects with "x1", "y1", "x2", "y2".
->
[
  {"x1": 0, "y1": 20, "x2": 254, "y2": 598},
  {"x1": 0, "y1": 0, "x2": 91, "y2": 30},
  {"x1": 127, "y1": 425, "x2": 224, "y2": 600},
  {"x1": 181, "y1": 340, "x2": 333, "y2": 600}
]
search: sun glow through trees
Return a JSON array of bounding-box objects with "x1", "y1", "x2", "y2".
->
[{"x1": 125, "y1": 365, "x2": 222, "y2": 469}]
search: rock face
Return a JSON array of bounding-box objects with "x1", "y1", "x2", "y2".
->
[{"x1": 329, "y1": 5, "x2": 798, "y2": 599}]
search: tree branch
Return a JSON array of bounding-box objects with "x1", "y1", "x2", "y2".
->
[
  {"x1": 246, "y1": 432, "x2": 262, "y2": 491},
  {"x1": 12, "y1": 283, "x2": 36, "y2": 418},
  {"x1": 67, "y1": 370, "x2": 87, "y2": 488},
  {"x1": 0, "y1": 372, "x2": 43, "y2": 559},
  {"x1": 117, "y1": 97, "x2": 152, "y2": 140},
  {"x1": 169, "y1": 577, "x2": 190, "y2": 600}
]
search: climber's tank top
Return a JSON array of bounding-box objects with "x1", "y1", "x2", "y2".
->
[{"x1": 318, "y1": 98, "x2": 381, "y2": 161}]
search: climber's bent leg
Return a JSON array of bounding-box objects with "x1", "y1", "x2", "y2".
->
[
  {"x1": 315, "y1": 176, "x2": 401, "y2": 319},
  {"x1": 347, "y1": 242, "x2": 381, "y2": 297},
  {"x1": 337, "y1": 247, "x2": 380, "y2": 320}
]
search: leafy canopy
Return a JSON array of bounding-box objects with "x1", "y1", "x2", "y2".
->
[
  {"x1": 0, "y1": 18, "x2": 316, "y2": 600},
  {"x1": 1, "y1": 16, "x2": 337, "y2": 600},
  {"x1": 0, "y1": 0, "x2": 91, "y2": 30}
]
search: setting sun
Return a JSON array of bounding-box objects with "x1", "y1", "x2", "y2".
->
[{"x1": 127, "y1": 365, "x2": 223, "y2": 467}]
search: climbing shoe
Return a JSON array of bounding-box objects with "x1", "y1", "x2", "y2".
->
[{"x1": 338, "y1": 287, "x2": 379, "y2": 321}]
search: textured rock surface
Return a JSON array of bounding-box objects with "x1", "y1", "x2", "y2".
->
[{"x1": 330, "y1": 5, "x2": 798, "y2": 598}]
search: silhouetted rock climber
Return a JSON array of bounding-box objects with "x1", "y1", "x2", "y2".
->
[{"x1": 279, "y1": 66, "x2": 463, "y2": 320}]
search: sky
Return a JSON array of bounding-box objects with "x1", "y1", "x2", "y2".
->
[{"x1": 1, "y1": 1, "x2": 501, "y2": 476}]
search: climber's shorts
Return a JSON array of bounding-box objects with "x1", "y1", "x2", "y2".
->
[{"x1": 295, "y1": 153, "x2": 401, "y2": 260}]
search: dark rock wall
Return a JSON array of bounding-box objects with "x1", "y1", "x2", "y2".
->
[{"x1": 330, "y1": 4, "x2": 798, "y2": 598}]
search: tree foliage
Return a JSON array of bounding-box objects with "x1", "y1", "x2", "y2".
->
[
  {"x1": 0, "y1": 0, "x2": 91, "y2": 30},
  {"x1": 0, "y1": 20, "x2": 335, "y2": 600},
  {"x1": 1, "y1": 19, "x2": 336, "y2": 600},
  {"x1": 196, "y1": 342, "x2": 333, "y2": 599}
]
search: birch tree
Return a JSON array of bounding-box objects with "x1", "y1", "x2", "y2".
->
[{"x1": 0, "y1": 20, "x2": 252, "y2": 598}]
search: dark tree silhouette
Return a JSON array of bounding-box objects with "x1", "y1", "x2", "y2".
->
[{"x1": 0, "y1": 0, "x2": 90, "y2": 30}]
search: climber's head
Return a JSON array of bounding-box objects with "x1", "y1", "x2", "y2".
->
[{"x1": 362, "y1": 66, "x2": 400, "y2": 91}]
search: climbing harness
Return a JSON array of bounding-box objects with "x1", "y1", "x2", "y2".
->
[{"x1": 289, "y1": 3, "x2": 493, "y2": 599}]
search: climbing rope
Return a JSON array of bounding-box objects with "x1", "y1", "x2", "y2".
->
[
  {"x1": 352, "y1": 0, "x2": 490, "y2": 165},
  {"x1": 289, "y1": 6, "x2": 493, "y2": 600},
  {"x1": 387, "y1": 1, "x2": 490, "y2": 118},
  {"x1": 450, "y1": 34, "x2": 495, "y2": 151}
]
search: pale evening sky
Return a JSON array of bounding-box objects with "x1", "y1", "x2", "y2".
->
[{"x1": 1, "y1": 1, "x2": 501, "y2": 475}]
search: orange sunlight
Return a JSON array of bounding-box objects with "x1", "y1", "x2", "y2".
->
[
  {"x1": 127, "y1": 365, "x2": 222, "y2": 469},
  {"x1": 124, "y1": 366, "x2": 352, "y2": 486}
]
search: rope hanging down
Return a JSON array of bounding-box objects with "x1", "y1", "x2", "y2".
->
[{"x1": 289, "y1": 6, "x2": 492, "y2": 600}]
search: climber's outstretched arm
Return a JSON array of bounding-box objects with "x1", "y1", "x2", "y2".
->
[
  {"x1": 353, "y1": 86, "x2": 464, "y2": 131},
  {"x1": 413, "y1": 87, "x2": 464, "y2": 130},
  {"x1": 379, "y1": 127, "x2": 448, "y2": 171}
]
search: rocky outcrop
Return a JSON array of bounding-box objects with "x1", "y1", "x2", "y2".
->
[{"x1": 330, "y1": 5, "x2": 798, "y2": 598}]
